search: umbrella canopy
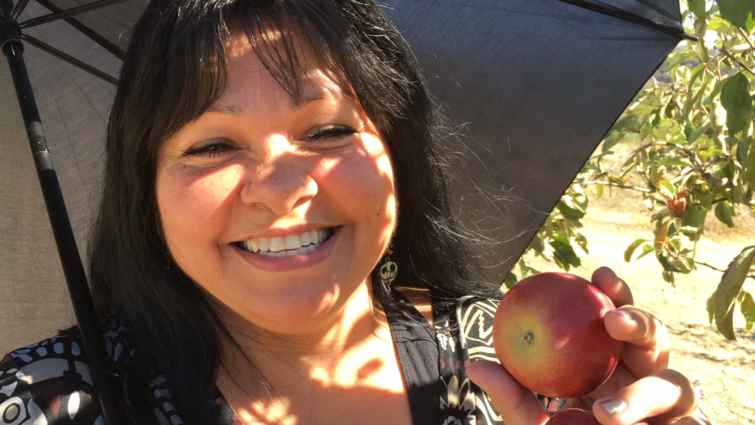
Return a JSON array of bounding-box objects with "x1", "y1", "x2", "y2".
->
[{"x1": 1, "y1": 0, "x2": 687, "y2": 353}]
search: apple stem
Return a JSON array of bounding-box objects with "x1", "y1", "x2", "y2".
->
[{"x1": 522, "y1": 331, "x2": 535, "y2": 345}]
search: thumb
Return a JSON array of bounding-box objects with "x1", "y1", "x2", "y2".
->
[{"x1": 466, "y1": 359, "x2": 551, "y2": 425}]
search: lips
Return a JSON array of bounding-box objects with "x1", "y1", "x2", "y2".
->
[
  {"x1": 232, "y1": 226, "x2": 341, "y2": 272},
  {"x1": 236, "y1": 227, "x2": 335, "y2": 258}
]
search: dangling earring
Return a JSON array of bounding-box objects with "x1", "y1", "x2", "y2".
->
[{"x1": 380, "y1": 247, "x2": 398, "y2": 285}]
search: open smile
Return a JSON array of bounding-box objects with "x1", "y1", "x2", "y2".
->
[
  {"x1": 232, "y1": 226, "x2": 341, "y2": 271},
  {"x1": 235, "y1": 227, "x2": 336, "y2": 258}
]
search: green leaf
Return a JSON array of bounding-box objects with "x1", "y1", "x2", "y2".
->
[
  {"x1": 550, "y1": 236, "x2": 581, "y2": 271},
  {"x1": 715, "y1": 246, "x2": 755, "y2": 340},
  {"x1": 575, "y1": 233, "x2": 589, "y2": 254},
  {"x1": 529, "y1": 234, "x2": 544, "y2": 254},
  {"x1": 710, "y1": 93, "x2": 727, "y2": 131},
  {"x1": 737, "y1": 136, "x2": 751, "y2": 165},
  {"x1": 690, "y1": 0, "x2": 708, "y2": 17},
  {"x1": 715, "y1": 201, "x2": 736, "y2": 227},
  {"x1": 652, "y1": 208, "x2": 673, "y2": 222},
  {"x1": 697, "y1": 192, "x2": 713, "y2": 210},
  {"x1": 721, "y1": 73, "x2": 753, "y2": 135},
  {"x1": 684, "y1": 72, "x2": 714, "y2": 120},
  {"x1": 504, "y1": 272, "x2": 518, "y2": 289},
  {"x1": 740, "y1": 291, "x2": 755, "y2": 332},
  {"x1": 657, "y1": 251, "x2": 682, "y2": 272},
  {"x1": 687, "y1": 121, "x2": 711, "y2": 144},
  {"x1": 733, "y1": 182, "x2": 745, "y2": 203},
  {"x1": 682, "y1": 204, "x2": 707, "y2": 228},
  {"x1": 673, "y1": 258, "x2": 694, "y2": 274},
  {"x1": 684, "y1": 122, "x2": 697, "y2": 141},
  {"x1": 707, "y1": 291, "x2": 717, "y2": 324},
  {"x1": 624, "y1": 239, "x2": 647, "y2": 262},
  {"x1": 662, "y1": 270, "x2": 676, "y2": 285},
  {"x1": 681, "y1": 204, "x2": 707, "y2": 238},
  {"x1": 717, "y1": 0, "x2": 755, "y2": 30},
  {"x1": 557, "y1": 200, "x2": 585, "y2": 221},
  {"x1": 659, "y1": 180, "x2": 676, "y2": 199},
  {"x1": 637, "y1": 244, "x2": 655, "y2": 260},
  {"x1": 596, "y1": 183, "x2": 604, "y2": 199},
  {"x1": 748, "y1": 144, "x2": 755, "y2": 189}
]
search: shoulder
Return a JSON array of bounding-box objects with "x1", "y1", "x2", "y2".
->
[{"x1": 0, "y1": 319, "x2": 130, "y2": 424}]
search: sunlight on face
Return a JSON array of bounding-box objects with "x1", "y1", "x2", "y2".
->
[{"x1": 155, "y1": 27, "x2": 397, "y2": 337}]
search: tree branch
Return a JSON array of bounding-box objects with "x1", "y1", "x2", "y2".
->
[
  {"x1": 695, "y1": 260, "x2": 755, "y2": 281},
  {"x1": 586, "y1": 181, "x2": 654, "y2": 193},
  {"x1": 595, "y1": 141, "x2": 700, "y2": 180},
  {"x1": 721, "y1": 46, "x2": 755, "y2": 76},
  {"x1": 737, "y1": 27, "x2": 755, "y2": 52},
  {"x1": 671, "y1": 155, "x2": 729, "y2": 184}
]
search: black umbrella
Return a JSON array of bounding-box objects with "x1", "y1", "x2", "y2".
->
[{"x1": 0, "y1": 0, "x2": 692, "y2": 422}]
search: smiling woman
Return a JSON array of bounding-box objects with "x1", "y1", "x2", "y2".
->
[
  {"x1": 0, "y1": 1, "x2": 707, "y2": 425},
  {"x1": 1, "y1": 0, "x2": 505, "y2": 424},
  {"x1": 156, "y1": 31, "x2": 397, "y2": 335}
]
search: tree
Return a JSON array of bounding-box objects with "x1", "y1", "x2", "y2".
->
[{"x1": 510, "y1": 0, "x2": 755, "y2": 341}]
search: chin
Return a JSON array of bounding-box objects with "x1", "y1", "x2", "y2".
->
[{"x1": 235, "y1": 281, "x2": 346, "y2": 333}]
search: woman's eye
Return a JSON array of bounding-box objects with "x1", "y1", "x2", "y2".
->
[
  {"x1": 182, "y1": 140, "x2": 237, "y2": 158},
  {"x1": 302, "y1": 125, "x2": 356, "y2": 143}
]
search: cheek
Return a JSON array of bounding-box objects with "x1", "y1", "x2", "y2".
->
[
  {"x1": 314, "y1": 135, "x2": 396, "y2": 232},
  {"x1": 156, "y1": 164, "x2": 246, "y2": 248}
]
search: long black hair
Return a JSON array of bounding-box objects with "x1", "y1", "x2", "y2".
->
[{"x1": 89, "y1": 0, "x2": 502, "y2": 422}]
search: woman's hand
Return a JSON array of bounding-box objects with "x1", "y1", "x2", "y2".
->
[{"x1": 466, "y1": 267, "x2": 709, "y2": 425}]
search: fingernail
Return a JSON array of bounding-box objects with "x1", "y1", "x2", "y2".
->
[
  {"x1": 613, "y1": 309, "x2": 634, "y2": 322},
  {"x1": 598, "y1": 397, "x2": 627, "y2": 418}
]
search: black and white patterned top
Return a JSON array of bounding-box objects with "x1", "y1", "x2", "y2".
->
[{"x1": 0, "y1": 292, "x2": 561, "y2": 424}]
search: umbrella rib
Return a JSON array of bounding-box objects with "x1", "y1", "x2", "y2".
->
[
  {"x1": 34, "y1": 0, "x2": 125, "y2": 60},
  {"x1": 11, "y1": 0, "x2": 31, "y2": 19},
  {"x1": 21, "y1": 34, "x2": 118, "y2": 85},
  {"x1": 556, "y1": 0, "x2": 697, "y2": 41},
  {"x1": 19, "y1": 0, "x2": 128, "y2": 29}
]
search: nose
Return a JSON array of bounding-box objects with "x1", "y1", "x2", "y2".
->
[{"x1": 239, "y1": 144, "x2": 318, "y2": 214}]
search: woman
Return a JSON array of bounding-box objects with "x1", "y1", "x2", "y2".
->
[{"x1": 0, "y1": 0, "x2": 706, "y2": 424}]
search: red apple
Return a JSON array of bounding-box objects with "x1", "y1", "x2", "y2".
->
[
  {"x1": 547, "y1": 408, "x2": 600, "y2": 425},
  {"x1": 493, "y1": 272, "x2": 622, "y2": 398}
]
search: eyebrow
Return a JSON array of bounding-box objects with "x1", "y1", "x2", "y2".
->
[{"x1": 206, "y1": 91, "x2": 327, "y2": 116}]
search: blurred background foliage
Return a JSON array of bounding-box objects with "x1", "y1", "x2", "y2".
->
[{"x1": 509, "y1": 0, "x2": 755, "y2": 341}]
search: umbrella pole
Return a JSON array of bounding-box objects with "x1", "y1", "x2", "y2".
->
[{"x1": 0, "y1": 2, "x2": 122, "y2": 424}]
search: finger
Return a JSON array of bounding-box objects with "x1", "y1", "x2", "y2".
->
[
  {"x1": 592, "y1": 369, "x2": 698, "y2": 425},
  {"x1": 604, "y1": 307, "x2": 670, "y2": 377},
  {"x1": 664, "y1": 416, "x2": 711, "y2": 425},
  {"x1": 466, "y1": 359, "x2": 550, "y2": 425},
  {"x1": 591, "y1": 267, "x2": 634, "y2": 307}
]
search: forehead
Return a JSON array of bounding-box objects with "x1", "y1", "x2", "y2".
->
[{"x1": 216, "y1": 25, "x2": 346, "y2": 112}]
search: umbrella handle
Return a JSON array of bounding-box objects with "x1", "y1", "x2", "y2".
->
[{"x1": 1, "y1": 2, "x2": 122, "y2": 424}]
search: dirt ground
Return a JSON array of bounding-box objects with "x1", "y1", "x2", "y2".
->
[{"x1": 523, "y1": 187, "x2": 755, "y2": 425}]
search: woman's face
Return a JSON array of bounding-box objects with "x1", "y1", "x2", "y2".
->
[{"x1": 155, "y1": 32, "x2": 396, "y2": 335}]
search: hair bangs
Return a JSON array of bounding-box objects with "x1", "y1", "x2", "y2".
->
[{"x1": 153, "y1": 0, "x2": 355, "y2": 148}]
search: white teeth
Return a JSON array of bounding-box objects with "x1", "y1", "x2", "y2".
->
[
  {"x1": 269, "y1": 237, "x2": 286, "y2": 252},
  {"x1": 239, "y1": 227, "x2": 335, "y2": 256},
  {"x1": 259, "y1": 237, "x2": 270, "y2": 252},
  {"x1": 285, "y1": 234, "x2": 301, "y2": 250}
]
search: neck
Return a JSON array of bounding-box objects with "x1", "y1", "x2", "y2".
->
[{"x1": 217, "y1": 279, "x2": 392, "y2": 387}]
